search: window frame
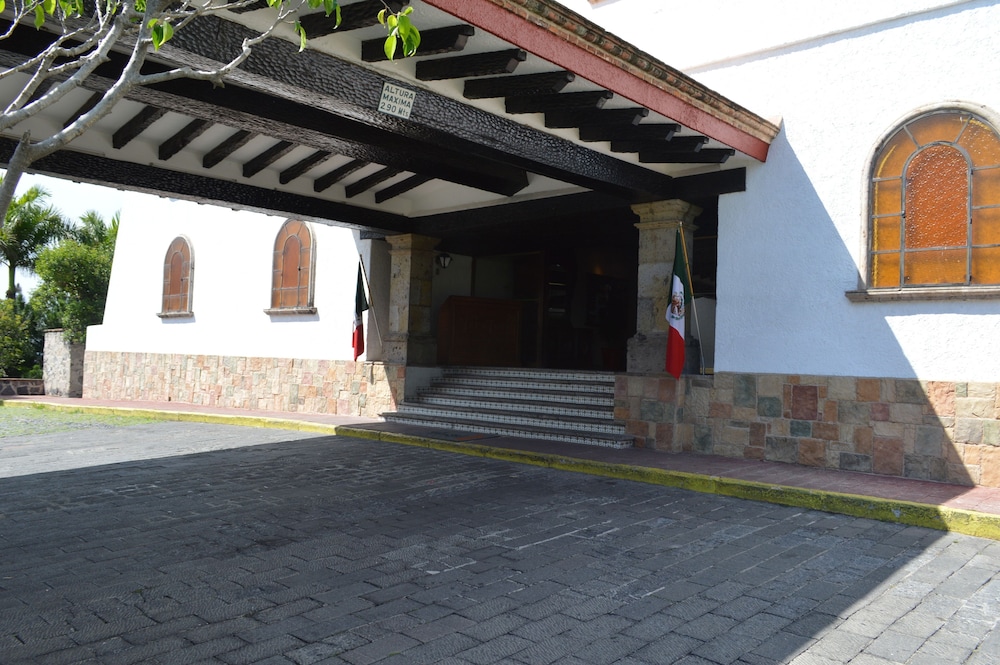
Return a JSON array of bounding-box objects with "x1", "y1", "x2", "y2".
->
[
  {"x1": 158, "y1": 235, "x2": 195, "y2": 318},
  {"x1": 848, "y1": 104, "x2": 1000, "y2": 302},
  {"x1": 264, "y1": 219, "x2": 317, "y2": 315}
]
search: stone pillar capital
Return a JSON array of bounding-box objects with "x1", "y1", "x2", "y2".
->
[
  {"x1": 631, "y1": 200, "x2": 702, "y2": 230},
  {"x1": 386, "y1": 234, "x2": 441, "y2": 253}
]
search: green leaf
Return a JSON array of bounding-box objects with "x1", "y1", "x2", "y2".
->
[
  {"x1": 294, "y1": 21, "x2": 307, "y2": 52},
  {"x1": 383, "y1": 33, "x2": 397, "y2": 61},
  {"x1": 377, "y1": 8, "x2": 387, "y2": 26},
  {"x1": 34, "y1": 5, "x2": 45, "y2": 28},
  {"x1": 42, "y1": 0, "x2": 56, "y2": 14},
  {"x1": 149, "y1": 19, "x2": 173, "y2": 50},
  {"x1": 0, "y1": 0, "x2": 6, "y2": 14}
]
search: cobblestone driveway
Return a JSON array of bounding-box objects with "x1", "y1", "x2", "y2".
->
[{"x1": 1, "y1": 426, "x2": 998, "y2": 664}]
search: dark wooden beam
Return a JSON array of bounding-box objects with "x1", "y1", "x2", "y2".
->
[
  {"x1": 0, "y1": 137, "x2": 413, "y2": 235},
  {"x1": 63, "y1": 92, "x2": 102, "y2": 129},
  {"x1": 203, "y1": 130, "x2": 253, "y2": 169},
  {"x1": 299, "y1": 0, "x2": 406, "y2": 37},
  {"x1": 416, "y1": 49, "x2": 526, "y2": 81},
  {"x1": 665, "y1": 168, "x2": 746, "y2": 199},
  {"x1": 159, "y1": 119, "x2": 211, "y2": 161},
  {"x1": 545, "y1": 108, "x2": 648, "y2": 129},
  {"x1": 611, "y1": 136, "x2": 708, "y2": 154},
  {"x1": 243, "y1": 140, "x2": 295, "y2": 177},
  {"x1": 315, "y1": 159, "x2": 368, "y2": 192},
  {"x1": 639, "y1": 148, "x2": 735, "y2": 164},
  {"x1": 112, "y1": 105, "x2": 166, "y2": 149},
  {"x1": 362, "y1": 24, "x2": 474, "y2": 62},
  {"x1": 345, "y1": 167, "x2": 403, "y2": 198},
  {"x1": 463, "y1": 71, "x2": 574, "y2": 99},
  {"x1": 375, "y1": 174, "x2": 432, "y2": 203},
  {"x1": 578, "y1": 124, "x2": 679, "y2": 142},
  {"x1": 280, "y1": 150, "x2": 332, "y2": 184},
  {"x1": 505, "y1": 91, "x2": 613, "y2": 115}
]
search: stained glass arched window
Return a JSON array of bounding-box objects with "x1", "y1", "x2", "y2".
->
[
  {"x1": 869, "y1": 110, "x2": 1000, "y2": 289},
  {"x1": 269, "y1": 220, "x2": 316, "y2": 312},
  {"x1": 159, "y1": 236, "x2": 193, "y2": 317}
]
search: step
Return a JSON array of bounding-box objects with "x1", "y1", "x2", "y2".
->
[
  {"x1": 419, "y1": 385, "x2": 615, "y2": 408},
  {"x1": 442, "y1": 366, "x2": 617, "y2": 385},
  {"x1": 381, "y1": 412, "x2": 634, "y2": 449},
  {"x1": 394, "y1": 404, "x2": 626, "y2": 435},
  {"x1": 435, "y1": 375, "x2": 615, "y2": 395},
  {"x1": 414, "y1": 394, "x2": 616, "y2": 420}
]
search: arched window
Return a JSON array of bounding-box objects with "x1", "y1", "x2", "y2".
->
[
  {"x1": 268, "y1": 219, "x2": 316, "y2": 313},
  {"x1": 868, "y1": 109, "x2": 1000, "y2": 291},
  {"x1": 159, "y1": 235, "x2": 193, "y2": 317}
]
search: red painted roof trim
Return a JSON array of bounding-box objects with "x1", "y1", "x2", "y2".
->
[{"x1": 421, "y1": 0, "x2": 775, "y2": 162}]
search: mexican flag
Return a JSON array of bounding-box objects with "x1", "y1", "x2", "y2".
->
[
  {"x1": 665, "y1": 230, "x2": 690, "y2": 379},
  {"x1": 352, "y1": 264, "x2": 369, "y2": 361}
]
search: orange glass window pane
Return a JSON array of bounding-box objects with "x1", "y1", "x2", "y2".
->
[
  {"x1": 959, "y1": 118, "x2": 1000, "y2": 166},
  {"x1": 905, "y1": 145, "x2": 969, "y2": 248},
  {"x1": 874, "y1": 130, "x2": 916, "y2": 179},
  {"x1": 871, "y1": 252, "x2": 900, "y2": 288},
  {"x1": 972, "y1": 166, "x2": 1000, "y2": 207},
  {"x1": 972, "y1": 206, "x2": 1000, "y2": 245},
  {"x1": 971, "y1": 246, "x2": 1000, "y2": 285},
  {"x1": 873, "y1": 178, "x2": 902, "y2": 216},
  {"x1": 872, "y1": 215, "x2": 902, "y2": 251},
  {"x1": 906, "y1": 112, "x2": 967, "y2": 147},
  {"x1": 903, "y1": 248, "x2": 967, "y2": 285}
]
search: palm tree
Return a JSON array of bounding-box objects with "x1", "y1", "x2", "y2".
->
[{"x1": 0, "y1": 179, "x2": 68, "y2": 299}]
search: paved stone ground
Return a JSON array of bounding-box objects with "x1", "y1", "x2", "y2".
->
[{"x1": 1, "y1": 424, "x2": 999, "y2": 665}]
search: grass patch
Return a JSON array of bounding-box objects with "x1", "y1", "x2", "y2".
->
[{"x1": 0, "y1": 403, "x2": 156, "y2": 438}]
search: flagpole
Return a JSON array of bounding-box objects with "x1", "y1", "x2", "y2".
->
[
  {"x1": 677, "y1": 227, "x2": 707, "y2": 375},
  {"x1": 358, "y1": 253, "x2": 383, "y2": 347}
]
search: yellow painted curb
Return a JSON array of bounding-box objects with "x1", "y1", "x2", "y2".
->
[
  {"x1": 5, "y1": 401, "x2": 999, "y2": 541},
  {"x1": 337, "y1": 426, "x2": 1000, "y2": 542}
]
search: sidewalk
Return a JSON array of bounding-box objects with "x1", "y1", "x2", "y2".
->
[{"x1": 4, "y1": 394, "x2": 1000, "y2": 541}]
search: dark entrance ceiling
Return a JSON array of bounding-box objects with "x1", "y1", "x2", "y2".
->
[{"x1": 0, "y1": 0, "x2": 779, "y2": 255}]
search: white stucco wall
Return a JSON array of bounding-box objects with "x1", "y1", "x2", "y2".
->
[
  {"x1": 699, "y1": 1, "x2": 1000, "y2": 381},
  {"x1": 87, "y1": 193, "x2": 376, "y2": 361},
  {"x1": 571, "y1": 0, "x2": 1000, "y2": 382}
]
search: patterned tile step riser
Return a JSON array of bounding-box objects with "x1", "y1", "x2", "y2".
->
[
  {"x1": 441, "y1": 367, "x2": 617, "y2": 383},
  {"x1": 438, "y1": 378, "x2": 615, "y2": 394},
  {"x1": 382, "y1": 415, "x2": 632, "y2": 449},
  {"x1": 395, "y1": 406, "x2": 627, "y2": 435},
  {"x1": 423, "y1": 387, "x2": 614, "y2": 407},
  {"x1": 415, "y1": 396, "x2": 615, "y2": 420}
]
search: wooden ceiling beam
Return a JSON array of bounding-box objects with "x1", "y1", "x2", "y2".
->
[
  {"x1": 362, "y1": 24, "x2": 474, "y2": 62},
  {"x1": 62, "y1": 92, "x2": 102, "y2": 129},
  {"x1": 299, "y1": 0, "x2": 406, "y2": 37},
  {"x1": 314, "y1": 159, "x2": 369, "y2": 192},
  {"x1": 375, "y1": 174, "x2": 433, "y2": 203},
  {"x1": 345, "y1": 167, "x2": 403, "y2": 198},
  {"x1": 112, "y1": 105, "x2": 166, "y2": 149},
  {"x1": 203, "y1": 130, "x2": 253, "y2": 169},
  {"x1": 280, "y1": 150, "x2": 332, "y2": 184},
  {"x1": 610, "y1": 136, "x2": 707, "y2": 154},
  {"x1": 544, "y1": 107, "x2": 648, "y2": 129},
  {"x1": 505, "y1": 90, "x2": 612, "y2": 115},
  {"x1": 416, "y1": 49, "x2": 526, "y2": 81},
  {"x1": 159, "y1": 118, "x2": 211, "y2": 161},
  {"x1": 578, "y1": 123, "x2": 680, "y2": 142},
  {"x1": 463, "y1": 71, "x2": 574, "y2": 99},
  {"x1": 639, "y1": 148, "x2": 735, "y2": 164},
  {"x1": 243, "y1": 140, "x2": 295, "y2": 178}
]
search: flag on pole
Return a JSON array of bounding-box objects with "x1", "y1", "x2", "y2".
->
[
  {"x1": 665, "y1": 230, "x2": 690, "y2": 379},
  {"x1": 353, "y1": 264, "x2": 369, "y2": 361}
]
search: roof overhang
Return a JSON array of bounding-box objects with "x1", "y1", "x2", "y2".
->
[{"x1": 0, "y1": 0, "x2": 780, "y2": 244}]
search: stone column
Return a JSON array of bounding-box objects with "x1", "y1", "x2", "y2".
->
[
  {"x1": 627, "y1": 200, "x2": 701, "y2": 374},
  {"x1": 384, "y1": 234, "x2": 439, "y2": 365},
  {"x1": 43, "y1": 329, "x2": 85, "y2": 397}
]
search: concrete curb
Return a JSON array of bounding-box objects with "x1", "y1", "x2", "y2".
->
[{"x1": 5, "y1": 400, "x2": 999, "y2": 541}]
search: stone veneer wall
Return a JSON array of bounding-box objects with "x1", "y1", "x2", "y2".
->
[
  {"x1": 83, "y1": 351, "x2": 404, "y2": 418},
  {"x1": 0, "y1": 378, "x2": 45, "y2": 396},
  {"x1": 616, "y1": 371, "x2": 1000, "y2": 488}
]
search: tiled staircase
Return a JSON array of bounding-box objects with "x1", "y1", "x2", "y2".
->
[{"x1": 382, "y1": 366, "x2": 633, "y2": 449}]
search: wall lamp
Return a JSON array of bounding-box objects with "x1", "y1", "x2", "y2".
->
[{"x1": 436, "y1": 252, "x2": 452, "y2": 270}]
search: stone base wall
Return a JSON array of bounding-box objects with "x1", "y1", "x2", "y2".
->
[
  {"x1": 83, "y1": 351, "x2": 404, "y2": 418},
  {"x1": 0, "y1": 378, "x2": 45, "y2": 396},
  {"x1": 44, "y1": 330, "x2": 85, "y2": 397},
  {"x1": 616, "y1": 371, "x2": 1000, "y2": 488}
]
